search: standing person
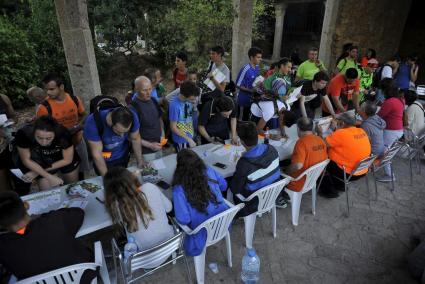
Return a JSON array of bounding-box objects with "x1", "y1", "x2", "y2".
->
[
  {"x1": 374, "y1": 56, "x2": 399, "y2": 104},
  {"x1": 295, "y1": 47, "x2": 327, "y2": 82},
  {"x1": 377, "y1": 87, "x2": 405, "y2": 182},
  {"x1": 169, "y1": 81, "x2": 201, "y2": 151},
  {"x1": 325, "y1": 68, "x2": 360, "y2": 115},
  {"x1": 172, "y1": 149, "x2": 229, "y2": 256},
  {"x1": 263, "y1": 58, "x2": 292, "y2": 98},
  {"x1": 335, "y1": 45, "x2": 360, "y2": 75},
  {"x1": 15, "y1": 116, "x2": 80, "y2": 191},
  {"x1": 0, "y1": 93, "x2": 16, "y2": 122},
  {"x1": 394, "y1": 55, "x2": 419, "y2": 91},
  {"x1": 235, "y1": 47, "x2": 263, "y2": 121},
  {"x1": 26, "y1": 87, "x2": 47, "y2": 122},
  {"x1": 173, "y1": 51, "x2": 188, "y2": 89},
  {"x1": 404, "y1": 89, "x2": 425, "y2": 136},
  {"x1": 130, "y1": 76, "x2": 164, "y2": 162},
  {"x1": 0, "y1": 128, "x2": 12, "y2": 192},
  {"x1": 359, "y1": 59, "x2": 379, "y2": 103},
  {"x1": 360, "y1": 101, "x2": 387, "y2": 157},
  {"x1": 207, "y1": 46, "x2": 231, "y2": 93},
  {"x1": 84, "y1": 106, "x2": 145, "y2": 176},
  {"x1": 360, "y1": 48, "x2": 378, "y2": 67},
  {"x1": 103, "y1": 167, "x2": 174, "y2": 251}
]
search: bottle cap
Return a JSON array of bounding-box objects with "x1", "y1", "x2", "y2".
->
[
  {"x1": 247, "y1": 248, "x2": 256, "y2": 257},
  {"x1": 127, "y1": 236, "x2": 135, "y2": 243}
]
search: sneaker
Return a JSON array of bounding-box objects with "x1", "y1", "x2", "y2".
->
[
  {"x1": 318, "y1": 189, "x2": 339, "y2": 198},
  {"x1": 376, "y1": 175, "x2": 395, "y2": 183},
  {"x1": 275, "y1": 196, "x2": 288, "y2": 209}
]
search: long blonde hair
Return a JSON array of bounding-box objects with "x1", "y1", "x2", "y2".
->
[{"x1": 103, "y1": 167, "x2": 154, "y2": 233}]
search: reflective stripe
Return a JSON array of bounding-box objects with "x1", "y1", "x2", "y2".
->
[{"x1": 247, "y1": 158, "x2": 280, "y2": 181}]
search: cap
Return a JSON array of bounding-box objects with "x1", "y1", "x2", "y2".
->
[{"x1": 367, "y1": 58, "x2": 379, "y2": 68}]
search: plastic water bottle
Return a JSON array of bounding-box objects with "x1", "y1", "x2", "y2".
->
[
  {"x1": 123, "y1": 236, "x2": 138, "y2": 265},
  {"x1": 264, "y1": 127, "x2": 270, "y2": 145},
  {"x1": 241, "y1": 248, "x2": 260, "y2": 284}
]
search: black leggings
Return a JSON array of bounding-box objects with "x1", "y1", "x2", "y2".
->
[{"x1": 320, "y1": 160, "x2": 365, "y2": 192}]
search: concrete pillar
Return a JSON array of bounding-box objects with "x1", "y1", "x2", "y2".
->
[
  {"x1": 318, "y1": 0, "x2": 340, "y2": 70},
  {"x1": 54, "y1": 0, "x2": 101, "y2": 109},
  {"x1": 231, "y1": 0, "x2": 254, "y2": 79},
  {"x1": 272, "y1": 2, "x2": 288, "y2": 61}
]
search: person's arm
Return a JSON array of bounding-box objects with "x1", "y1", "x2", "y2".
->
[
  {"x1": 87, "y1": 140, "x2": 108, "y2": 176},
  {"x1": 411, "y1": 65, "x2": 418, "y2": 83},
  {"x1": 213, "y1": 169, "x2": 227, "y2": 192},
  {"x1": 230, "y1": 163, "x2": 249, "y2": 197},
  {"x1": 331, "y1": 95, "x2": 345, "y2": 113},
  {"x1": 170, "y1": 121, "x2": 196, "y2": 147},
  {"x1": 230, "y1": 117, "x2": 238, "y2": 144},
  {"x1": 295, "y1": 63, "x2": 304, "y2": 82},
  {"x1": 198, "y1": 125, "x2": 214, "y2": 143},
  {"x1": 299, "y1": 95, "x2": 308, "y2": 118},
  {"x1": 322, "y1": 95, "x2": 336, "y2": 117},
  {"x1": 172, "y1": 187, "x2": 191, "y2": 225},
  {"x1": 140, "y1": 138, "x2": 162, "y2": 152},
  {"x1": 406, "y1": 106, "x2": 415, "y2": 129},
  {"x1": 0, "y1": 95, "x2": 16, "y2": 122},
  {"x1": 45, "y1": 146, "x2": 75, "y2": 172},
  {"x1": 377, "y1": 101, "x2": 390, "y2": 120},
  {"x1": 129, "y1": 131, "x2": 145, "y2": 168},
  {"x1": 76, "y1": 97, "x2": 87, "y2": 124},
  {"x1": 286, "y1": 162, "x2": 303, "y2": 175},
  {"x1": 159, "y1": 117, "x2": 165, "y2": 137},
  {"x1": 256, "y1": 118, "x2": 267, "y2": 134}
]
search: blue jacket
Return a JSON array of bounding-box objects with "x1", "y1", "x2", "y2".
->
[{"x1": 173, "y1": 167, "x2": 229, "y2": 256}]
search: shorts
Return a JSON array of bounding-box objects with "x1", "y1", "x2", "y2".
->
[{"x1": 20, "y1": 155, "x2": 80, "y2": 175}]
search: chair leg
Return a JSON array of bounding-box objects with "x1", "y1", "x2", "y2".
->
[
  {"x1": 390, "y1": 163, "x2": 395, "y2": 192},
  {"x1": 289, "y1": 191, "x2": 302, "y2": 226},
  {"x1": 372, "y1": 168, "x2": 378, "y2": 200},
  {"x1": 410, "y1": 157, "x2": 414, "y2": 185},
  {"x1": 193, "y1": 249, "x2": 206, "y2": 284},
  {"x1": 345, "y1": 182, "x2": 350, "y2": 217},
  {"x1": 272, "y1": 206, "x2": 277, "y2": 238},
  {"x1": 243, "y1": 214, "x2": 256, "y2": 249},
  {"x1": 312, "y1": 186, "x2": 317, "y2": 215},
  {"x1": 183, "y1": 255, "x2": 193, "y2": 284},
  {"x1": 364, "y1": 174, "x2": 370, "y2": 198},
  {"x1": 172, "y1": 252, "x2": 177, "y2": 265},
  {"x1": 225, "y1": 232, "x2": 232, "y2": 268}
]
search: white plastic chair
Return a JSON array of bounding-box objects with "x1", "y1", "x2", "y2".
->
[
  {"x1": 283, "y1": 159, "x2": 330, "y2": 226},
  {"x1": 235, "y1": 177, "x2": 292, "y2": 248},
  {"x1": 177, "y1": 200, "x2": 244, "y2": 284},
  {"x1": 111, "y1": 220, "x2": 191, "y2": 284},
  {"x1": 15, "y1": 241, "x2": 110, "y2": 284}
]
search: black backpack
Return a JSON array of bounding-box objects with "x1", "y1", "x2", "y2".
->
[
  {"x1": 41, "y1": 93, "x2": 80, "y2": 115},
  {"x1": 89, "y1": 95, "x2": 121, "y2": 137},
  {"x1": 372, "y1": 64, "x2": 391, "y2": 88}
]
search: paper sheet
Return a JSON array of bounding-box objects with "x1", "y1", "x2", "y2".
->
[
  {"x1": 24, "y1": 189, "x2": 62, "y2": 215},
  {"x1": 214, "y1": 147, "x2": 230, "y2": 156},
  {"x1": 10, "y1": 169, "x2": 26, "y2": 181},
  {"x1": 60, "y1": 199, "x2": 89, "y2": 210},
  {"x1": 269, "y1": 139, "x2": 282, "y2": 147},
  {"x1": 151, "y1": 159, "x2": 166, "y2": 170},
  {"x1": 203, "y1": 69, "x2": 226, "y2": 91},
  {"x1": 286, "y1": 85, "x2": 302, "y2": 104}
]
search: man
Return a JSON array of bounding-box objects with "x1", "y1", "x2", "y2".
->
[
  {"x1": 0, "y1": 93, "x2": 16, "y2": 122},
  {"x1": 285, "y1": 117, "x2": 328, "y2": 192},
  {"x1": 130, "y1": 76, "x2": 164, "y2": 162},
  {"x1": 295, "y1": 71, "x2": 335, "y2": 119},
  {"x1": 0, "y1": 191, "x2": 95, "y2": 283},
  {"x1": 325, "y1": 68, "x2": 360, "y2": 115},
  {"x1": 360, "y1": 101, "x2": 386, "y2": 157},
  {"x1": 335, "y1": 45, "x2": 360, "y2": 75},
  {"x1": 295, "y1": 47, "x2": 327, "y2": 81},
  {"x1": 198, "y1": 95, "x2": 237, "y2": 144},
  {"x1": 235, "y1": 46, "x2": 262, "y2": 120},
  {"x1": 37, "y1": 74, "x2": 89, "y2": 177},
  {"x1": 207, "y1": 46, "x2": 230, "y2": 93},
  {"x1": 230, "y1": 121, "x2": 281, "y2": 217},
  {"x1": 169, "y1": 81, "x2": 201, "y2": 151},
  {"x1": 317, "y1": 112, "x2": 371, "y2": 198},
  {"x1": 359, "y1": 59, "x2": 378, "y2": 102},
  {"x1": 84, "y1": 106, "x2": 145, "y2": 176},
  {"x1": 375, "y1": 56, "x2": 399, "y2": 104},
  {"x1": 173, "y1": 51, "x2": 188, "y2": 89}
]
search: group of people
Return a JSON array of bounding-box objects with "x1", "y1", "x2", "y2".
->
[{"x1": 0, "y1": 43, "x2": 423, "y2": 282}]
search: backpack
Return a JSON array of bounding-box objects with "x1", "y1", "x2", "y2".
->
[
  {"x1": 41, "y1": 93, "x2": 80, "y2": 116},
  {"x1": 89, "y1": 95, "x2": 121, "y2": 137},
  {"x1": 372, "y1": 64, "x2": 391, "y2": 88}
]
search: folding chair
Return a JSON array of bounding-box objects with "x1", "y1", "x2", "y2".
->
[
  {"x1": 235, "y1": 177, "x2": 292, "y2": 248},
  {"x1": 372, "y1": 141, "x2": 403, "y2": 194},
  {"x1": 283, "y1": 159, "x2": 330, "y2": 226},
  {"x1": 401, "y1": 128, "x2": 425, "y2": 184}
]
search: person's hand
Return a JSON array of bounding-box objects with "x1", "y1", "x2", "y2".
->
[
  {"x1": 316, "y1": 125, "x2": 323, "y2": 136},
  {"x1": 187, "y1": 138, "x2": 197, "y2": 148},
  {"x1": 270, "y1": 133, "x2": 282, "y2": 141},
  {"x1": 137, "y1": 159, "x2": 149, "y2": 169},
  {"x1": 330, "y1": 119, "x2": 338, "y2": 130},
  {"x1": 231, "y1": 136, "x2": 239, "y2": 145},
  {"x1": 149, "y1": 142, "x2": 162, "y2": 151},
  {"x1": 207, "y1": 72, "x2": 214, "y2": 80},
  {"x1": 47, "y1": 175, "x2": 64, "y2": 187},
  {"x1": 22, "y1": 171, "x2": 38, "y2": 183},
  {"x1": 315, "y1": 59, "x2": 322, "y2": 68}
]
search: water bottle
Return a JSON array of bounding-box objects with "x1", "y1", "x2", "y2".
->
[
  {"x1": 123, "y1": 236, "x2": 138, "y2": 266},
  {"x1": 241, "y1": 248, "x2": 260, "y2": 284},
  {"x1": 264, "y1": 127, "x2": 270, "y2": 145}
]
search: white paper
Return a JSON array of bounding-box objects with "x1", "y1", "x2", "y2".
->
[
  {"x1": 304, "y1": 94, "x2": 317, "y2": 102},
  {"x1": 269, "y1": 139, "x2": 282, "y2": 147},
  {"x1": 252, "y1": 75, "x2": 264, "y2": 88},
  {"x1": 203, "y1": 69, "x2": 226, "y2": 91},
  {"x1": 10, "y1": 169, "x2": 25, "y2": 181},
  {"x1": 60, "y1": 199, "x2": 88, "y2": 210},
  {"x1": 286, "y1": 85, "x2": 302, "y2": 105},
  {"x1": 214, "y1": 147, "x2": 230, "y2": 157},
  {"x1": 0, "y1": 114, "x2": 7, "y2": 125},
  {"x1": 68, "y1": 185, "x2": 90, "y2": 198},
  {"x1": 151, "y1": 159, "x2": 166, "y2": 170},
  {"x1": 24, "y1": 189, "x2": 62, "y2": 215}
]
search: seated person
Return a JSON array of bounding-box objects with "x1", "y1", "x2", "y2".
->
[
  {"x1": 103, "y1": 167, "x2": 174, "y2": 251},
  {"x1": 360, "y1": 101, "x2": 386, "y2": 157},
  {"x1": 230, "y1": 121, "x2": 281, "y2": 217},
  {"x1": 15, "y1": 116, "x2": 80, "y2": 191},
  {"x1": 404, "y1": 89, "x2": 425, "y2": 136},
  {"x1": 84, "y1": 106, "x2": 145, "y2": 176},
  {"x1": 198, "y1": 95, "x2": 237, "y2": 144},
  {"x1": 0, "y1": 191, "x2": 95, "y2": 283},
  {"x1": 285, "y1": 117, "x2": 328, "y2": 192},
  {"x1": 172, "y1": 149, "x2": 229, "y2": 256},
  {"x1": 317, "y1": 112, "x2": 371, "y2": 198}
]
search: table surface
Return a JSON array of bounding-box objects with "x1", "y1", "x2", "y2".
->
[{"x1": 21, "y1": 124, "x2": 300, "y2": 238}]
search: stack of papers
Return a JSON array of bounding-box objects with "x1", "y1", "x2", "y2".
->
[
  {"x1": 286, "y1": 86, "x2": 302, "y2": 105},
  {"x1": 60, "y1": 199, "x2": 89, "y2": 210},
  {"x1": 203, "y1": 69, "x2": 226, "y2": 91},
  {"x1": 24, "y1": 189, "x2": 61, "y2": 215}
]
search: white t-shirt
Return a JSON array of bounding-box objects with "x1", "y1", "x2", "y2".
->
[
  {"x1": 406, "y1": 101, "x2": 425, "y2": 135},
  {"x1": 381, "y1": 65, "x2": 393, "y2": 79},
  {"x1": 250, "y1": 100, "x2": 290, "y2": 122}
]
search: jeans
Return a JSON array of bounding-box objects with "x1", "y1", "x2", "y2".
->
[{"x1": 383, "y1": 129, "x2": 403, "y2": 176}]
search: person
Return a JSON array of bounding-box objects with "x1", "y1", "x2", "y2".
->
[
  {"x1": 394, "y1": 55, "x2": 419, "y2": 91},
  {"x1": 360, "y1": 101, "x2": 386, "y2": 157},
  {"x1": 0, "y1": 191, "x2": 95, "y2": 283},
  {"x1": 235, "y1": 46, "x2": 262, "y2": 120},
  {"x1": 126, "y1": 69, "x2": 166, "y2": 104},
  {"x1": 404, "y1": 89, "x2": 424, "y2": 136},
  {"x1": 198, "y1": 95, "x2": 237, "y2": 144},
  {"x1": 263, "y1": 58, "x2": 292, "y2": 99},
  {"x1": 375, "y1": 56, "x2": 399, "y2": 104},
  {"x1": 360, "y1": 48, "x2": 378, "y2": 67},
  {"x1": 294, "y1": 71, "x2": 335, "y2": 119},
  {"x1": 172, "y1": 149, "x2": 229, "y2": 256},
  {"x1": 317, "y1": 112, "x2": 371, "y2": 198},
  {"x1": 26, "y1": 87, "x2": 47, "y2": 122},
  {"x1": 285, "y1": 117, "x2": 328, "y2": 192},
  {"x1": 173, "y1": 51, "x2": 188, "y2": 89},
  {"x1": 230, "y1": 121, "x2": 282, "y2": 214},
  {"x1": 15, "y1": 116, "x2": 80, "y2": 190},
  {"x1": 84, "y1": 106, "x2": 145, "y2": 176},
  {"x1": 130, "y1": 76, "x2": 164, "y2": 162},
  {"x1": 251, "y1": 78, "x2": 296, "y2": 136},
  {"x1": 0, "y1": 93, "x2": 16, "y2": 122},
  {"x1": 37, "y1": 74, "x2": 89, "y2": 178},
  {"x1": 325, "y1": 67, "x2": 360, "y2": 115},
  {"x1": 377, "y1": 87, "x2": 405, "y2": 181},
  {"x1": 103, "y1": 167, "x2": 174, "y2": 251},
  {"x1": 335, "y1": 45, "x2": 360, "y2": 75},
  {"x1": 265, "y1": 62, "x2": 277, "y2": 78},
  {"x1": 335, "y1": 43, "x2": 353, "y2": 70},
  {"x1": 0, "y1": 128, "x2": 12, "y2": 192},
  {"x1": 169, "y1": 81, "x2": 201, "y2": 151},
  {"x1": 207, "y1": 46, "x2": 231, "y2": 93},
  {"x1": 290, "y1": 48, "x2": 302, "y2": 66},
  {"x1": 295, "y1": 47, "x2": 327, "y2": 81},
  {"x1": 359, "y1": 58, "x2": 379, "y2": 103}
]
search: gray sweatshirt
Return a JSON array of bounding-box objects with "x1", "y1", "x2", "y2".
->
[{"x1": 361, "y1": 115, "x2": 387, "y2": 156}]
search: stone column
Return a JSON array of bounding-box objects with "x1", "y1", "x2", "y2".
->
[
  {"x1": 54, "y1": 0, "x2": 101, "y2": 109},
  {"x1": 318, "y1": 0, "x2": 340, "y2": 70},
  {"x1": 272, "y1": 2, "x2": 288, "y2": 61},
  {"x1": 231, "y1": 0, "x2": 254, "y2": 79}
]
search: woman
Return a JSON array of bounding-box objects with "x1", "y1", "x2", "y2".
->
[
  {"x1": 172, "y1": 149, "x2": 229, "y2": 256},
  {"x1": 395, "y1": 55, "x2": 418, "y2": 91},
  {"x1": 360, "y1": 48, "x2": 378, "y2": 67},
  {"x1": 103, "y1": 167, "x2": 174, "y2": 251},
  {"x1": 377, "y1": 87, "x2": 405, "y2": 181},
  {"x1": 404, "y1": 90, "x2": 425, "y2": 136},
  {"x1": 16, "y1": 116, "x2": 79, "y2": 190}
]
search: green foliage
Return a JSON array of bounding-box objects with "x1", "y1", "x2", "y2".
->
[{"x1": 0, "y1": 16, "x2": 38, "y2": 105}]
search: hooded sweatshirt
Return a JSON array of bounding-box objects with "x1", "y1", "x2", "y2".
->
[
  {"x1": 231, "y1": 143, "x2": 281, "y2": 217},
  {"x1": 361, "y1": 114, "x2": 386, "y2": 156}
]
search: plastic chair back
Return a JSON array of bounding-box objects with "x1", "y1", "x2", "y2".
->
[{"x1": 295, "y1": 159, "x2": 330, "y2": 194}]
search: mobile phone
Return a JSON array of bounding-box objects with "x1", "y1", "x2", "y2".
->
[
  {"x1": 156, "y1": 180, "x2": 170, "y2": 190},
  {"x1": 213, "y1": 162, "x2": 227, "y2": 169}
]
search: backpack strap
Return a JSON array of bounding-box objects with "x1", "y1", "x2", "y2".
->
[
  {"x1": 413, "y1": 102, "x2": 425, "y2": 112},
  {"x1": 93, "y1": 109, "x2": 105, "y2": 138},
  {"x1": 69, "y1": 93, "x2": 80, "y2": 109},
  {"x1": 41, "y1": 100, "x2": 52, "y2": 116}
]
